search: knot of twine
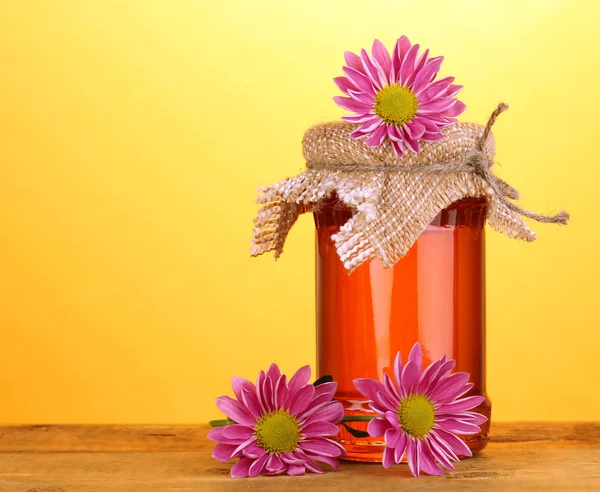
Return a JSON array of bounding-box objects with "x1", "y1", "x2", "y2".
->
[{"x1": 310, "y1": 103, "x2": 569, "y2": 226}]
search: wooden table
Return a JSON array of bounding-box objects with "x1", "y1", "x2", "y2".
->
[{"x1": 0, "y1": 423, "x2": 598, "y2": 491}]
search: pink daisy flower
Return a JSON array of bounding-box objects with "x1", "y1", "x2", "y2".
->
[
  {"x1": 354, "y1": 342, "x2": 487, "y2": 476},
  {"x1": 209, "y1": 363, "x2": 345, "y2": 478},
  {"x1": 333, "y1": 36, "x2": 466, "y2": 157}
]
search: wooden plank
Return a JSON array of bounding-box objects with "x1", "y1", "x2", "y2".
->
[{"x1": 0, "y1": 423, "x2": 597, "y2": 491}]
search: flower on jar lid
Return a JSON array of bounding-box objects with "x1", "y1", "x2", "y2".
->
[
  {"x1": 354, "y1": 342, "x2": 487, "y2": 476},
  {"x1": 334, "y1": 36, "x2": 466, "y2": 157},
  {"x1": 209, "y1": 363, "x2": 345, "y2": 478}
]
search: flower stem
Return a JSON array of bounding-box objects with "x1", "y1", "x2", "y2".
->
[
  {"x1": 209, "y1": 419, "x2": 230, "y2": 427},
  {"x1": 342, "y1": 415, "x2": 375, "y2": 422}
]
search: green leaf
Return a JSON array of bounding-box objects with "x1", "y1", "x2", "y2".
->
[
  {"x1": 313, "y1": 375, "x2": 333, "y2": 387},
  {"x1": 341, "y1": 422, "x2": 370, "y2": 438}
]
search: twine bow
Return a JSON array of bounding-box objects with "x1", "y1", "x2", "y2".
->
[{"x1": 467, "y1": 103, "x2": 568, "y2": 225}]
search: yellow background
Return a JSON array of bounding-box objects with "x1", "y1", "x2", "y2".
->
[{"x1": 0, "y1": 0, "x2": 598, "y2": 424}]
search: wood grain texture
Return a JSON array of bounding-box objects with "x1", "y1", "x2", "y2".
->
[{"x1": 0, "y1": 423, "x2": 598, "y2": 491}]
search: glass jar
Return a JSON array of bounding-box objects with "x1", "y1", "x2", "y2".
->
[{"x1": 314, "y1": 195, "x2": 491, "y2": 462}]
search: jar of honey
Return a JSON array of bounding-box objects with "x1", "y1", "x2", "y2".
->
[{"x1": 314, "y1": 195, "x2": 490, "y2": 461}]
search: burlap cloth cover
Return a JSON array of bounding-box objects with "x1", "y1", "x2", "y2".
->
[{"x1": 251, "y1": 104, "x2": 568, "y2": 272}]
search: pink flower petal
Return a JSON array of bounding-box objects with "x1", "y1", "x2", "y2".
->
[
  {"x1": 300, "y1": 438, "x2": 344, "y2": 457},
  {"x1": 428, "y1": 435, "x2": 456, "y2": 470},
  {"x1": 354, "y1": 378, "x2": 387, "y2": 402},
  {"x1": 437, "y1": 418, "x2": 481, "y2": 435},
  {"x1": 375, "y1": 391, "x2": 398, "y2": 412},
  {"x1": 390, "y1": 139, "x2": 405, "y2": 158},
  {"x1": 385, "y1": 411, "x2": 399, "y2": 426},
  {"x1": 344, "y1": 50, "x2": 365, "y2": 73},
  {"x1": 429, "y1": 430, "x2": 459, "y2": 461},
  {"x1": 401, "y1": 128, "x2": 420, "y2": 154},
  {"x1": 301, "y1": 394, "x2": 336, "y2": 418},
  {"x1": 405, "y1": 48, "x2": 429, "y2": 88},
  {"x1": 392, "y1": 35, "x2": 412, "y2": 82},
  {"x1": 365, "y1": 124, "x2": 387, "y2": 147},
  {"x1": 452, "y1": 382, "x2": 474, "y2": 400},
  {"x1": 360, "y1": 48, "x2": 384, "y2": 90},
  {"x1": 371, "y1": 39, "x2": 392, "y2": 84},
  {"x1": 417, "y1": 98, "x2": 457, "y2": 115},
  {"x1": 399, "y1": 44, "x2": 420, "y2": 85},
  {"x1": 242, "y1": 443, "x2": 266, "y2": 459},
  {"x1": 314, "y1": 381, "x2": 337, "y2": 399},
  {"x1": 288, "y1": 464, "x2": 305, "y2": 476},
  {"x1": 350, "y1": 127, "x2": 370, "y2": 139},
  {"x1": 405, "y1": 121, "x2": 426, "y2": 140},
  {"x1": 416, "y1": 357, "x2": 445, "y2": 394},
  {"x1": 406, "y1": 438, "x2": 421, "y2": 477},
  {"x1": 222, "y1": 424, "x2": 255, "y2": 441},
  {"x1": 408, "y1": 342, "x2": 423, "y2": 372},
  {"x1": 266, "y1": 363, "x2": 281, "y2": 382},
  {"x1": 425, "y1": 359, "x2": 456, "y2": 393},
  {"x1": 400, "y1": 359, "x2": 420, "y2": 393},
  {"x1": 394, "y1": 432, "x2": 408, "y2": 463},
  {"x1": 382, "y1": 445, "x2": 395, "y2": 469},
  {"x1": 384, "y1": 427, "x2": 402, "y2": 448},
  {"x1": 266, "y1": 454, "x2": 285, "y2": 473},
  {"x1": 420, "y1": 438, "x2": 444, "y2": 476},
  {"x1": 333, "y1": 76, "x2": 355, "y2": 95},
  {"x1": 411, "y1": 56, "x2": 443, "y2": 93},
  {"x1": 420, "y1": 131, "x2": 445, "y2": 142},
  {"x1": 304, "y1": 401, "x2": 344, "y2": 425},
  {"x1": 280, "y1": 452, "x2": 304, "y2": 465},
  {"x1": 308, "y1": 453, "x2": 340, "y2": 471},
  {"x1": 255, "y1": 371, "x2": 268, "y2": 414},
  {"x1": 215, "y1": 396, "x2": 256, "y2": 427},
  {"x1": 208, "y1": 426, "x2": 246, "y2": 445},
  {"x1": 460, "y1": 412, "x2": 488, "y2": 425},
  {"x1": 367, "y1": 416, "x2": 392, "y2": 437},
  {"x1": 273, "y1": 374, "x2": 288, "y2": 409},
  {"x1": 445, "y1": 84, "x2": 463, "y2": 98},
  {"x1": 343, "y1": 66, "x2": 377, "y2": 96},
  {"x1": 383, "y1": 373, "x2": 400, "y2": 404},
  {"x1": 356, "y1": 117, "x2": 384, "y2": 134},
  {"x1": 444, "y1": 100, "x2": 467, "y2": 117},
  {"x1": 417, "y1": 76, "x2": 454, "y2": 103},
  {"x1": 393, "y1": 350, "x2": 404, "y2": 390},
  {"x1": 262, "y1": 376, "x2": 274, "y2": 412},
  {"x1": 231, "y1": 436, "x2": 258, "y2": 458},
  {"x1": 342, "y1": 113, "x2": 376, "y2": 124},
  {"x1": 212, "y1": 443, "x2": 237, "y2": 462},
  {"x1": 248, "y1": 452, "x2": 269, "y2": 477},
  {"x1": 430, "y1": 372, "x2": 470, "y2": 403},
  {"x1": 433, "y1": 428, "x2": 472, "y2": 457},
  {"x1": 348, "y1": 88, "x2": 375, "y2": 105},
  {"x1": 231, "y1": 457, "x2": 253, "y2": 478},
  {"x1": 288, "y1": 384, "x2": 315, "y2": 416},
  {"x1": 231, "y1": 376, "x2": 256, "y2": 404},
  {"x1": 287, "y1": 365, "x2": 311, "y2": 396},
  {"x1": 437, "y1": 395, "x2": 485, "y2": 414},
  {"x1": 302, "y1": 421, "x2": 340, "y2": 438},
  {"x1": 241, "y1": 389, "x2": 262, "y2": 418},
  {"x1": 333, "y1": 95, "x2": 373, "y2": 113},
  {"x1": 293, "y1": 450, "x2": 324, "y2": 474}
]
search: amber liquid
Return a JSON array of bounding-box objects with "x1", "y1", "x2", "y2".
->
[{"x1": 314, "y1": 196, "x2": 491, "y2": 462}]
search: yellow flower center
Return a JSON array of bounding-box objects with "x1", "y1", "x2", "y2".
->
[
  {"x1": 374, "y1": 84, "x2": 418, "y2": 126},
  {"x1": 255, "y1": 410, "x2": 301, "y2": 454},
  {"x1": 397, "y1": 394, "x2": 435, "y2": 439}
]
